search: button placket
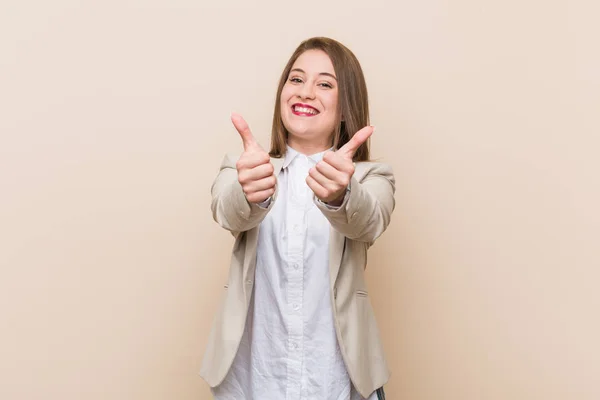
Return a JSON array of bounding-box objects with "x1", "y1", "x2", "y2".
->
[{"x1": 284, "y1": 156, "x2": 308, "y2": 396}]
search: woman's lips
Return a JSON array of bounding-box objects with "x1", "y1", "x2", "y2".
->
[{"x1": 291, "y1": 103, "x2": 319, "y2": 117}]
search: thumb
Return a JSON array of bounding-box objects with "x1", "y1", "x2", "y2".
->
[
  {"x1": 339, "y1": 126, "x2": 373, "y2": 158},
  {"x1": 231, "y1": 112, "x2": 257, "y2": 150}
]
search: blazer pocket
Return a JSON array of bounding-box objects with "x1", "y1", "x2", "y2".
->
[{"x1": 356, "y1": 290, "x2": 368, "y2": 297}]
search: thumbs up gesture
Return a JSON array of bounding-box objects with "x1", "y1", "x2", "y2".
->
[
  {"x1": 306, "y1": 126, "x2": 374, "y2": 206},
  {"x1": 231, "y1": 113, "x2": 276, "y2": 204}
]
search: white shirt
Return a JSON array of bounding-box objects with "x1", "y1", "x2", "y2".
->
[{"x1": 212, "y1": 146, "x2": 377, "y2": 400}]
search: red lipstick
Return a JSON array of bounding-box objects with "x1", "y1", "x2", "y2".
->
[{"x1": 291, "y1": 103, "x2": 319, "y2": 116}]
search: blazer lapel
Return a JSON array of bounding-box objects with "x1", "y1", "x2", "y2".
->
[{"x1": 329, "y1": 228, "x2": 345, "y2": 290}]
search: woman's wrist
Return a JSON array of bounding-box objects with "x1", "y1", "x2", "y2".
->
[{"x1": 324, "y1": 193, "x2": 345, "y2": 207}]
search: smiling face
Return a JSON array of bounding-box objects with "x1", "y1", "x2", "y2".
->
[
  {"x1": 269, "y1": 38, "x2": 371, "y2": 161},
  {"x1": 280, "y1": 49, "x2": 339, "y2": 153}
]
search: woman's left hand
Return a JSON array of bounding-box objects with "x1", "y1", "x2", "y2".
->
[{"x1": 306, "y1": 126, "x2": 374, "y2": 206}]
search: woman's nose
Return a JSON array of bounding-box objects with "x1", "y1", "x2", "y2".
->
[{"x1": 297, "y1": 83, "x2": 315, "y2": 100}]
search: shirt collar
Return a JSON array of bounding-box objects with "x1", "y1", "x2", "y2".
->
[{"x1": 282, "y1": 145, "x2": 334, "y2": 170}]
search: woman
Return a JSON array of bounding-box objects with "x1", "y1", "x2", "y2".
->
[{"x1": 201, "y1": 37, "x2": 395, "y2": 400}]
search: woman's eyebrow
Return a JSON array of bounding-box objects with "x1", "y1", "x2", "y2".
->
[{"x1": 290, "y1": 68, "x2": 338, "y2": 81}]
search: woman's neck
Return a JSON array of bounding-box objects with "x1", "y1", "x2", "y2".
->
[{"x1": 287, "y1": 135, "x2": 333, "y2": 156}]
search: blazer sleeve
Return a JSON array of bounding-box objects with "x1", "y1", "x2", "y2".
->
[
  {"x1": 210, "y1": 153, "x2": 277, "y2": 235},
  {"x1": 314, "y1": 162, "x2": 395, "y2": 243}
]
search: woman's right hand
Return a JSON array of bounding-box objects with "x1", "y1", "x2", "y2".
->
[{"x1": 231, "y1": 113, "x2": 276, "y2": 204}]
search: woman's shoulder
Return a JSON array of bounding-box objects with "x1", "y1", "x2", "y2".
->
[
  {"x1": 354, "y1": 160, "x2": 394, "y2": 174},
  {"x1": 353, "y1": 160, "x2": 395, "y2": 185}
]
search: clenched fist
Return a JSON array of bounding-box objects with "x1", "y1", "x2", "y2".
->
[
  {"x1": 231, "y1": 113, "x2": 277, "y2": 204},
  {"x1": 306, "y1": 126, "x2": 374, "y2": 206}
]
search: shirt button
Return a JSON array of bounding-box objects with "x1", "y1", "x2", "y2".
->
[
  {"x1": 293, "y1": 224, "x2": 300, "y2": 232},
  {"x1": 292, "y1": 342, "x2": 298, "y2": 350},
  {"x1": 293, "y1": 303, "x2": 300, "y2": 310},
  {"x1": 292, "y1": 263, "x2": 299, "y2": 270}
]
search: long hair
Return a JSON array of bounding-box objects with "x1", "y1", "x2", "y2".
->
[{"x1": 269, "y1": 37, "x2": 370, "y2": 162}]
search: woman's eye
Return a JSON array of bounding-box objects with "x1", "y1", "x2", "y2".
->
[
  {"x1": 319, "y1": 82, "x2": 333, "y2": 88},
  {"x1": 289, "y1": 77, "x2": 303, "y2": 83}
]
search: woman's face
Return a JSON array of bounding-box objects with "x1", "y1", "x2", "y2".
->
[{"x1": 280, "y1": 49, "x2": 339, "y2": 148}]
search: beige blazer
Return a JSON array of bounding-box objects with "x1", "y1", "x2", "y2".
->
[{"x1": 200, "y1": 153, "x2": 396, "y2": 398}]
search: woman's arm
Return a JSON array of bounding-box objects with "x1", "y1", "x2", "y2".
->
[
  {"x1": 211, "y1": 153, "x2": 277, "y2": 235},
  {"x1": 211, "y1": 114, "x2": 278, "y2": 234},
  {"x1": 315, "y1": 162, "x2": 395, "y2": 243}
]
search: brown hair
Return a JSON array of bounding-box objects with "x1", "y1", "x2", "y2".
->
[{"x1": 269, "y1": 37, "x2": 370, "y2": 161}]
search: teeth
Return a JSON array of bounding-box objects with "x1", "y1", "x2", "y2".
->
[{"x1": 294, "y1": 106, "x2": 317, "y2": 115}]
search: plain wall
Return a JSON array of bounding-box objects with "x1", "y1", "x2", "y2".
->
[{"x1": 1, "y1": 1, "x2": 598, "y2": 399}]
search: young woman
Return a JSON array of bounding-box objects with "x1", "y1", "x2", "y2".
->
[{"x1": 201, "y1": 37, "x2": 395, "y2": 400}]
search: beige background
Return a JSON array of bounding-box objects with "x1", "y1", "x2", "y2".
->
[{"x1": 1, "y1": 0, "x2": 598, "y2": 399}]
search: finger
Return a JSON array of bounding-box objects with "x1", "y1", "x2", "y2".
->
[
  {"x1": 306, "y1": 175, "x2": 328, "y2": 200},
  {"x1": 321, "y1": 152, "x2": 355, "y2": 175},
  {"x1": 231, "y1": 112, "x2": 257, "y2": 150},
  {"x1": 308, "y1": 166, "x2": 338, "y2": 192},
  {"x1": 238, "y1": 162, "x2": 274, "y2": 182},
  {"x1": 338, "y1": 126, "x2": 373, "y2": 158},
  {"x1": 243, "y1": 175, "x2": 277, "y2": 192},
  {"x1": 314, "y1": 160, "x2": 348, "y2": 184},
  {"x1": 236, "y1": 151, "x2": 271, "y2": 170},
  {"x1": 246, "y1": 187, "x2": 275, "y2": 204}
]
